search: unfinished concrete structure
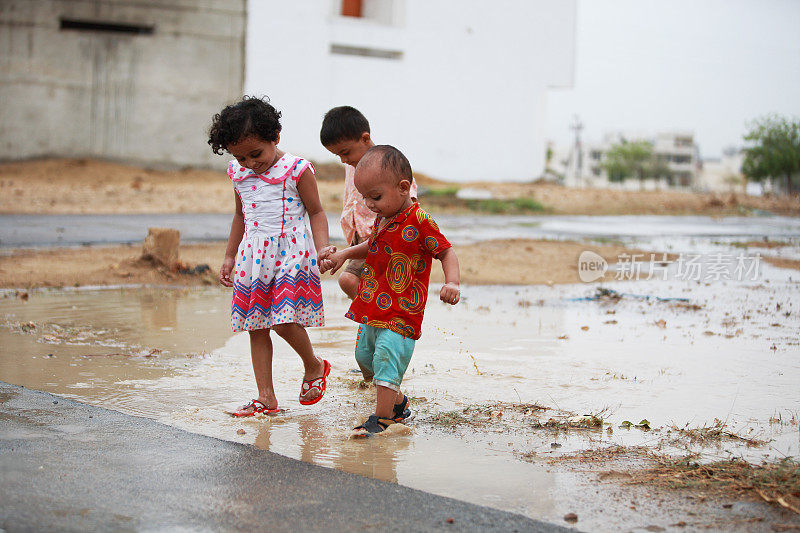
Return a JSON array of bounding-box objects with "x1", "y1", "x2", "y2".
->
[{"x1": 0, "y1": 0, "x2": 245, "y2": 168}]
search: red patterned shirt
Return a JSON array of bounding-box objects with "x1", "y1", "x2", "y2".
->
[{"x1": 345, "y1": 202, "x2": 451, "y2": 340}]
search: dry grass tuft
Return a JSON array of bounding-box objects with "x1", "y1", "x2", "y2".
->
[
  {"x1": 669, "y1": 419, "x2": 769, "y2": 447},
  {"x1": 631, "y1": 456, "x2": 800, "y2": 514}
]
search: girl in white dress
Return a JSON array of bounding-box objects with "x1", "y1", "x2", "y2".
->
[{"x1": 208, "y1": 96, "x2": 334, "y2": 416}]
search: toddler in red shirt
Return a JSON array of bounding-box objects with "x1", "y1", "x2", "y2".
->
[{"x1": 320, "y1": 145, "x2": 461, "y2": 436}]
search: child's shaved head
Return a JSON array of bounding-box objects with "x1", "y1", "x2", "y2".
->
[{"x1": 357, "y1": 145, "x2": 412, "y2": 185}]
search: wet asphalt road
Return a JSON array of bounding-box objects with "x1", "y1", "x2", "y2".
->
[
  {"x1": 3, "y1": 213, "x2": 798, "y2": 248},
  {"x1": 0, "y1": 381, "x2": 570, "y2": 532}
]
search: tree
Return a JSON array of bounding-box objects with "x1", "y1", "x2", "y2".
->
[
  {"x1": 742, "y1": 114, "x2": 800, "y2": 196},
  {"x1": 545, "y1": 143, "x2": 554, "y2": 170},
  {"x1": 601, "y1": 140, "x2": 670, "y2": 188}
]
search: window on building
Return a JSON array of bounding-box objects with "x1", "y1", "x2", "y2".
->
[
  {"x1": 59, "y1": 18, "x2": 154, "y2": 35},
  {"x1": 338, "y1": 0, "x2": 401, "y2": 25},
  {"x1": 333, "y1": 0, "x2": 404, "y2": 58},
  {"x1": 330, "y1": 44, "x2": 402, "y2": 60},
  {"x1": 341, "y1": 0, "x2": 363, "y2": 17}
]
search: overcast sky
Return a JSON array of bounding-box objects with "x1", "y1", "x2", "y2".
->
[{"x1": 545, "y1": 0, "x2": 800, "y2": 159}]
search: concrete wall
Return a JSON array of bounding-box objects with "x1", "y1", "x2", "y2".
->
[
  {"x1": 0, "y1": 0, "x2": 245, "y2": 168},
  {"x1": 245, "y1": 0, "x2": 576, "y2": 182}
]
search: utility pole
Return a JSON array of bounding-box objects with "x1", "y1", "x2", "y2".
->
[{"x1": 570, "y1": 115, "x2": 584, "y2": 187}]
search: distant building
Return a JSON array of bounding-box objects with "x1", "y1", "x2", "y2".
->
[
  {"x1": 696, "y1": 148, "x2": 746, "y2": 193},
  {"x1": 559, "y1": 131, "x2": 699, "y2": 190},
  {"x1": 0, "y1": 0, "x2": 246, "y2": 168},
  {"x1": 247, "y1": 0, "x2": 577, "y2": 182},
  {"x1": 653, "y1": 132, "x2": 696, "y2": 187}
]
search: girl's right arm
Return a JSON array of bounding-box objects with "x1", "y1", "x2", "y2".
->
[
  {"x1": 320, "y1": 240, "x2": 369, "y2": 274},
  {"x1": 220, "y1": 191, "x2": 244, "y2": 287}
]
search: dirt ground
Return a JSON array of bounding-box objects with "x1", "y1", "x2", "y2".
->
[
  {"x1": 461, "y1": 180, "x2": 800, "y2": 217},
  {"x1": 0, "y1": 239, "x2": 648, "y2": 289},
  {"x1": 2, "y1": 157, "x2": 798, "y2": 216}
]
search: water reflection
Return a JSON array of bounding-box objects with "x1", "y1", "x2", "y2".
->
[
  {"x1": 0, "y1": 287, "x2": 233, "y2": 415},
  {"x1": 248, "y1": 416, "x2": 411, "y2": 484},
  {"x1": 139, "y1": 291, "x2": 178, "y2": 330}
]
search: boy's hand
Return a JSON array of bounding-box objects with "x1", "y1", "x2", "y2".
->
[
  {"x1": 219, "y1": 257, "x2": 235, "y2": 287},
  {"x1": 320, "y1": 251, "x2": 347, "y2": 275},
  {"x1": 440, "y1": 282, "x2": 460, "y2": 305}
]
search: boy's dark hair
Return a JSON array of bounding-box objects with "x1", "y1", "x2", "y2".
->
[
  {"x1": 208, "y1": 96, "x2": 282, "y2": 155},
  {"x1": 320, "y1": 106, "x2": 370, "y2": 146},
  {"x1": 364, "y1": 145, "x2": 412, "y2": 183}
]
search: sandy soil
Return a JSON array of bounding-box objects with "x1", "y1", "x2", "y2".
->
[
  {"x1": 0, "y1": 239, "x2": 648, "y2": 289},
  {"x1": 461, "y1": 180, "x2": 800, "y2": 217},
  {"x1": 0, "y1": 158, "x2": 345, "y2": 215},
  {"x1": 2, "y1": 158, "x2": 798, "y2": 216}
]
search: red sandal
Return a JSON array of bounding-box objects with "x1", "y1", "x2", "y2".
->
[
  {"x1": 232, "y1": 399, "x2": 279, "y2": 417},
  {"x1": 299, "y1": 359, "x2": 331, "y2": 406}
]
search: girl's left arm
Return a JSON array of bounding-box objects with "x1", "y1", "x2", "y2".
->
[{"x1": 296, "y1": 167, "x2": 332, "y2": 256}]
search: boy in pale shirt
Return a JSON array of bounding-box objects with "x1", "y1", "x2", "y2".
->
[{"x1": 320, "y1": 106, "x2": 417, "y2": 300}]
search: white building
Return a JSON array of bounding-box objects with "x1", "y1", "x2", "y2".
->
[
  {"x1": 560, "y1": 131, "x2": 699, "y2": 190},
  {"x1": 653, "y1": 132, "x2": 696, "y2": 187},
  {"x1": 247, "y1": 0, "x2": 576, "y2": 182}
]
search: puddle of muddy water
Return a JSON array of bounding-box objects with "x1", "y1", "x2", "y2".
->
[
  {"x1": 0, "y1": 288, "x2": 234, "y2": 416},
  {"x1": 1, "y1": 272, "x2": 799, "y2": 530}
]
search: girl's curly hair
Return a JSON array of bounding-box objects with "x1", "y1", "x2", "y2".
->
[{"x1": 208, "y1": 96, "x2": 282, "y2": 155}]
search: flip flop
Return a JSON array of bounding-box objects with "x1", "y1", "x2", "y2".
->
[
  {"x1": 299, "y1": 359, "x2": 331, "y2": 405},
  {"x1": 232, "y1": 399, "x2": 279, "y2": 417}
]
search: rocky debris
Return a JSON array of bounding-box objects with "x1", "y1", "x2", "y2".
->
[{"x1": 179, "y1": 263, "x2": 210, "y2": 275}]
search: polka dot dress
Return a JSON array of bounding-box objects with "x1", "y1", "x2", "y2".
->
[{"x1": 227, "y1": 154, "x2": 324, "y2": 332}]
